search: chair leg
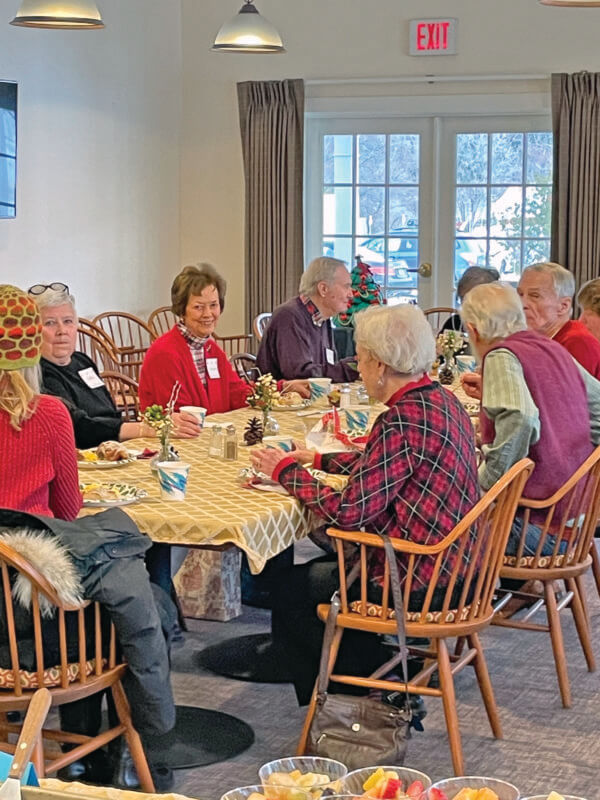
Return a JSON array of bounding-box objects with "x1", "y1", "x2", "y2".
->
[
  {"x1": 545, "y1": 581, "x2": 571, "y2": 708},
  {"x1": 567, "y1": 577, "x2": 596, "y2": 673},
  {"x1": 467, "y1": 633, "x2": 502, "y2": 739},
  {"x1": 575, "y1": 573, "x2": 591, "y2": 625},
  {"x1": 111, "y1": 681, "x2": 155, "y2": 793},
  {"x1": 436, "y1": 638, "x2": 464, "y2": 776},
  {"x1": 590, "y1": 541, "x2": 600, "y2": 599},
  {"x1": 454, "y1": 637, "x2": 466, "y2": 657},
  {"x1": 297, "y1": 627, "x2": 344, "y2": 755}
]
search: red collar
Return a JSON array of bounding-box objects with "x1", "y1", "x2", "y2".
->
[{"x1": 386, "y1": 374, "x2": 432, "y2": 405}]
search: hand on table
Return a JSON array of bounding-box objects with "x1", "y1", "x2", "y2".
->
[
  {"x1": 282, "y1": 379, "x2": 310, "y2": 399},
  {"x1": 250, "y1": 447, "x2": 290, "y2": 480},
  {"x1": 288, "y1": 440, "x2": 316, "y2": 465},
  {"x1": 171, "y1": 411, "x2": 202, "y2": 438},
  {"x1": 460, "y1": 371, "x2": 482, "y2": 401}
]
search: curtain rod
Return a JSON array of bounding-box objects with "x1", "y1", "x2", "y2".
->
[{"x1": 306, "y1": 74, "x2": 549, "y2": 86}]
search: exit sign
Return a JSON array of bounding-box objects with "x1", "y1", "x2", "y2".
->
[{"x1": 409, "y1": 18, "x2": 458, "y2": 56}]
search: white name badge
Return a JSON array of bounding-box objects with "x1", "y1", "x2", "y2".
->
[
  {"x1": 206, "y1": 358, "x2": 220, "y2": 380},
  {"x1": 78, "y1": 367, "x2": 105, "y2": 389},
  {"x1": 326, "y1": 348, "x2": 335, "y2": 365}
]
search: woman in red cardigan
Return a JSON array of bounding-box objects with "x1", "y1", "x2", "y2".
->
[{"x1": 139, "y1": 264, "x2": 308, "y2": 413}]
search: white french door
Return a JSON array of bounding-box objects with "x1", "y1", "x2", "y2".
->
[{"x1": 305, "y1": 111, "x2": 552, "y2": 309}]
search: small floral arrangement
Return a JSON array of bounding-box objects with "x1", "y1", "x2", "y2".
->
[
  {"x1": 141, "y1": 381, "x2": 181, "y2": 461},
  {"x1": 246, "y1": 373, "x2": 280, "y2": 414},
  {"x1": 436, "y1": 330, "x2": 464, "y2": 359}
]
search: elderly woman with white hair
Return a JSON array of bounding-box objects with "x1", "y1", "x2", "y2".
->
[{"x1": 251, "y1": 303, "x2": 480, "y2": 707}]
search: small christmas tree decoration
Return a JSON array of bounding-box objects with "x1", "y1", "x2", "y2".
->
[
  {"x1": 244, "y1": 416, "x2": 264, "y2": 445},
  {"x1": 335, "y1": 257, "x2": 384, "y2": 327}
]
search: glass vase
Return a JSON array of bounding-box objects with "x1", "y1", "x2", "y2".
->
[
  {"x1": 262, "y1": 409, "x2": 280, "y2": 435},
  {"x1": 438, "y1": 353, "x2": 456, "y2": 385}
]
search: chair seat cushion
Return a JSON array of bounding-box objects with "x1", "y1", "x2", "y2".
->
[
  {"x1": 502, "y1": 551, "x2": 575, "y2": 568},
  {"x1": 348, "y1": 600, "x2": 473, "y2": 624},
  {"x1": 0, "y1": 658, "x2": 103, "y2": 690}
]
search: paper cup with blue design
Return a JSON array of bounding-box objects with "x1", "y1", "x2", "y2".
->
[
  {"x1": 157, "y1": 461, "x2": 191, "y2": 501},
  {"x1": 309, "y1": 377, "x2": 332, "y2": 401},
  {"x1": 455, "y1": 355, "x2": 477, "y2": 374},
  {"x1": 180, "y1": 405, "x2": 207, "y2": 428},
  {"x1": 263, "y1": 436, "x2": 293, "y2": 452},
  {"x1": 343, "y1": 407, "x2": 370, "y2": 432}
]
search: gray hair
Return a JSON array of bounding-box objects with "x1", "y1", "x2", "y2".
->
[
  {"x1": 461, "y1": 282, "x2": 527, "y2": 341},
  {"x1": 457, "y1": 266, "x2": 500, "y2": 302},
  {"x1": 29, "y1": 287, "x2": 77, "y2": 314},
  {"x1": 299, "y1": 257, "x2": 347, "y2": 296},
  {"x1": 354, "y1": 303, "x2": 435, "y2": 376},
  {"x1": 577, "y1": 278, "x2": 600, "y2": 315},
  {"x1": 521, "y1": 262, "x2": 575, "y2": 300}
]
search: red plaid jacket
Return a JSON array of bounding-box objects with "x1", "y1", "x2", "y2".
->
[{"x1": 274, "y1": 376, "x2": 480, "y2": 591}]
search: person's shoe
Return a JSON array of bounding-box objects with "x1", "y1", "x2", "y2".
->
[
  {"x1": 58, "y1": 750, "x2": 112, "y2": 784},
  {"x1": 112, "y1": 744, "x2": 174, "y2": 792},
  {"x1": 382, "y1": 691, "x2": 427, "y2": 731}
]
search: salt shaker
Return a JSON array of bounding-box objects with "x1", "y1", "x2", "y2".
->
[
  {"x1": 339, "y1": 383, "x2": 351, "y2": 409},
  {"x1": 224, "y1": 425, "x2": 238, "y2": 461},
  {"x1": 357, "y1": 385, "x2": 369, "y2": 405},
  {"x1": 208, "y1": 425, "x2": 224, "y2": 458}
]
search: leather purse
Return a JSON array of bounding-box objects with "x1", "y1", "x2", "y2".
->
[{"x1": 304, "y1": 536, "x2": 412, "y2": 770}]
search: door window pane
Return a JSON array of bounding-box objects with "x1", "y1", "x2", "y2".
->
[
  {"x1": 490, "y1": 186, "x2": 523, "y2": 238},
  {"x1": 491, "y1": 133, "x2": 523, "y2": 184},
  {"x1": 322, "y1": 237, "x2": 353, "y2": 265},
  {"x1": 356, "y1": 186, "x2": 385, "y2": 236},
  {"x1": 390, "y1": 134, "x2": 419, "y2": 183},
  {"x1": 456, "y1": 134, "x2": 488, "y2": 184},
  {"x1": 455, "y1": 187, "x2": 487, "y2": 233},
  {"x1": 389, "y1": 187, "x2": 419, "y2": 231},
  {"x1": 323, "y1": 186, "x2": 352, "y2": 235},
  {"x1": 324, "y1": 135, "x2": 352, "y2": 183},
  {"x1": 357, "y1": 135, "x2": 385, "y2": 184}
]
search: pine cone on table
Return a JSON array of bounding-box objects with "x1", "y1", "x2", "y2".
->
[{"x1": 244, "y1": 416, "x2": 264, "y2": 445}]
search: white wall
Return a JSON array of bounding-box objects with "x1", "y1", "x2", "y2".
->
[
  {"x1": 0, "y1": 0, "x2": 182, "y2": 320},
  {"x1": 181, "y1": 0, "x2": 600, "y2": 333}
]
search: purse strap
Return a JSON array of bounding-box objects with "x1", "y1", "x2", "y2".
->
[{"x1": 316, "y1": 534, "x2": 411, "y2": 710}]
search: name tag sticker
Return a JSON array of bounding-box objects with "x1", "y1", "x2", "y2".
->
[
  {"x1": 78, "y1": 367, "x2": 105, "y2": 389},
  {"x1": 326, "y1": 348, "x2": 335, "y2": 365},
  {"x1": 206, "y1": 358, "x2": 220, "y2": 379}
]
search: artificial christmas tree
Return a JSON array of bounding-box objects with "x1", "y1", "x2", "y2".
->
[{"x1": 335, "y1": 257, "x2": 384, "y2": 327}]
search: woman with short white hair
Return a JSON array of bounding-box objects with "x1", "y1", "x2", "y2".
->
[{"x1": 251, "y1": 302, "x2": 480, "y2": 708}]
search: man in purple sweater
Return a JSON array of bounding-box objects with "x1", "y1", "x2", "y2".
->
[{"x1": 257, "y1": 257, "x2": 358, "y2": 381}]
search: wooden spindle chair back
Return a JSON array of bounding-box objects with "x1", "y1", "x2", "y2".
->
[
  {"x1": 423, "y1": 307, "x2": 457, "y2": 336},
  {"x1": 298, "y1": 458, "x2": 533, "y2": 776},
  {"x1": 148, "y1": 306, "x2": 177, "y2": 338},
  {"x1": 494, "y1": 445, "x2": 600, "y2": 708},
  {"x1": 253, "y1": 313, "x2": 272, "y2": 342},
  {"x1": 214, "y1": 334, "x2": 254, "y2": 359},
  {"x1": 0, "y1": 542, "x2": 153, "y2": 789},
  {"x1": 76, "y1": 318, "x2": 120, "y2": 374},
  {"x1": 92, "y1": 312, "x2": 157, "y2": 383},
  {"x1": 100, "y1": 371, "x2": 140, "y2": 422},
  {"x1": 230, "y1": 353, "x2": 261, "y2": 384}
]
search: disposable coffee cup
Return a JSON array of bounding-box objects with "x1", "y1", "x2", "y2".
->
[
  {"x1": 157, "y1": 461, "x2": 191, "y2": 501},
  {"x1": 455, "y1": 355, "x2": 477, "y2": 374},
  {"x1": 180, "y1": 406, "x2": 207, "y2": 427},
  {"x1": 263, "y1": 436, "x2": 293, "y2": 452},
  {"x1": 309, "y1": 377, "x2": 332, "y2": 401}
]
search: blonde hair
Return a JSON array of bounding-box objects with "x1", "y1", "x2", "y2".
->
[{"x1": 0, "y1": 366, "x2": 41, "y2": 430}]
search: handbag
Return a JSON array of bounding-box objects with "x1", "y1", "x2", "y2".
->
[{"x1": 304, "y1": 535, "x2": 412, "y2": 770}]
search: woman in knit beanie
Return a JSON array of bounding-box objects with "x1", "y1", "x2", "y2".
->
[{"x1": 0, "y1": 284, "x2": 81, "y2": 520}]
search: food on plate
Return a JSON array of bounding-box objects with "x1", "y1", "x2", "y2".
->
[
  {"x1": 429, "y1": 788, "x2": 500, "y2": 800},
  {"x1": 96, "y1": 440, "x2": 130, "y2": 461},
  {"x1": 327, "y1": 389, "x2": 341, "y2": 407},
  {"x1": 77, "y1": 449, "x2": 98, "y2": 462},
  {"x1": 274, "y1": 391, "x2": 304, "y2": 408},
  {"x1": 263, "y1": 769, "x2": 338, "y2": 799},
  {"x1": 360, "y1": 768, "x2": 424, "y2": 800},
  {"x1": 80, "y1": 482, "x2": 122, "y2": 503}
]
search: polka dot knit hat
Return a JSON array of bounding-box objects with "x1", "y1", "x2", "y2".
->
[{"x1": 0, "y1": 285, "x2": 43, "y2": 370}]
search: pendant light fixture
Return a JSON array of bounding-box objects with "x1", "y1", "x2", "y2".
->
[
  {"x1": 10, "y1": 0, "x2": 104, "y2": 29},
  {"x1": 212, "y1": 0, "x2": 285, "y2": 53},
  {"x1": 539, "y1": 0, "x2": 600, "y2": 6}
]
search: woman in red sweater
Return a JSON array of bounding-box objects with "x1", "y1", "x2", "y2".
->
[
  {"x1": 139, "y1": 264, "x2": 308, "y2": 413},
  {"x1": 0, "y1": 285, "x2": 81, "y2": 520}
]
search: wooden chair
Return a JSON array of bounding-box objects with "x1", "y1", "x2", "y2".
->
[
  {"x1": 214, "y1": 334, "x2": 253, "y2": 359},
  {"x1": 77, "y1": 318, "x2": 120, "y2": 374},
  {"x1": 297, "y1": 458, "x2": 533, "y2": 776},
  {"x1": 93, "y1": 312, "x2": 157, "y2": 383},
  {"x1": 492, "y1": 446, "x2": 600, "y2": 708},
  {"x1": 423, "y1": 307, "x2": 457, "y2": 335},
  {"x1": 148, "y1": 306, "x2": 177, "y2": 338},
  {"x1": 100, "y1": 370, "x2": 140, "y2": 422},
  {"x1": 231, "y1": 353, "x2": 261, "y2": 384},
  {"x1": 0, "y1": 542, "x2": 154, "y2": 790},
  {"x1": 253, "y1": 313, "x2": 272, "y2": 342}
]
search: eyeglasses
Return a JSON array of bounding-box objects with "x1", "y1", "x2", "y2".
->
[{"x1": 28, "y1": 282, "x2": 70, "y2": 296}]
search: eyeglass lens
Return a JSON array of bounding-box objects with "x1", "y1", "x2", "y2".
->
[{"x1": 28, "y1": 282, "x2": 69, "y2": 295}]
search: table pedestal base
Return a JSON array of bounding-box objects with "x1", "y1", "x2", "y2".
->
[{"x1": 196, "y1": 633, "x2": 292, "y2": 683}]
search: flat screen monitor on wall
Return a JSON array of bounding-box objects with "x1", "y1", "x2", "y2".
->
[{"x1": 0, "y1": 82, "x2": 17, "y2": 219}]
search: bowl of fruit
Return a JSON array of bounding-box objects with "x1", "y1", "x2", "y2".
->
[
  {"x1": 343, "y1": 766, "x2": 431, "y2": 799},
  {"x1": 259, "y1": 757, "x2": 348, "y2": 799},
  {"x1": 221, "y1": 785, "x2": 314, "y2": 800},
  {"x1": 522, "y1": 795, "x2": 587, "y2": 800},
  {"x1": 428, "y1": 778, "x2": 520, "y2": 800}
]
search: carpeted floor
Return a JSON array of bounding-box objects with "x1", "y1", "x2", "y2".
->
[{"x1": 170, "y1": 567, "x2": 600, "y2": 800}]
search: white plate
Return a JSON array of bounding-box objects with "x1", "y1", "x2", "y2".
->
[
  {"x1": 78, "y1": 450, "x2": 136, "y2": 469},
  {"x1": 80, "y1": 482, "x2": 148, "y2": 507},
  {"x1": 272, "y1": 402, "x2": 310, "y2": 412}
]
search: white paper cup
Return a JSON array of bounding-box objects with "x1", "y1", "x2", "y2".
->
[
  {"x1": 455, "y1": 355, "x2": 478, "y2": 374},
  {"x1": 342, "y1": 407, "x2": 370, "y2": 432},
  {"x1": 157, "y1": 461, "x2": 191, "y2": 501},
  {"x1": 263, "y1": 436, "x2": 294, "y2": 452},
  {"x1": 179, "y1": 405, "x2": 207, "y2": 427},
  {"x1": 309, "y1": 377, "x2": 332, "y2": 401}
]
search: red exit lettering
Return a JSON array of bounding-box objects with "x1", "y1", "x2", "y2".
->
[{"x1": 416, "y1": 21, "x2": 450, "y2": 51}]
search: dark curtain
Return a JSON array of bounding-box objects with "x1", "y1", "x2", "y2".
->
[
  {"x1": 551, "y1": 72, "x2": 600, "y2": 290},
  {"x1": 237, "y1": 79, "x2": 304, "y2": 332}
]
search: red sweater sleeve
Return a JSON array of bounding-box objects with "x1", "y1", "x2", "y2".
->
[{"x1": 41, "y1": 398, "x2": 82, "y2": 520}]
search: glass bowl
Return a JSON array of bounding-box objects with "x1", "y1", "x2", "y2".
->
[
  {"x1": 259, "y1": 757, "x2": 348, "y2": 797},
  {"x1": 343, "y1": 765, "x2": 432, "y2": 795},
  {"x1": 522, "y1": 796, "x2": 588, "y2": 800},
  {"x1": 429, "y1": 776, "x2": 520, "y2": 800},
  {"x1": 221, "y1": 785, "x2": 313, "y2": 800}
]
